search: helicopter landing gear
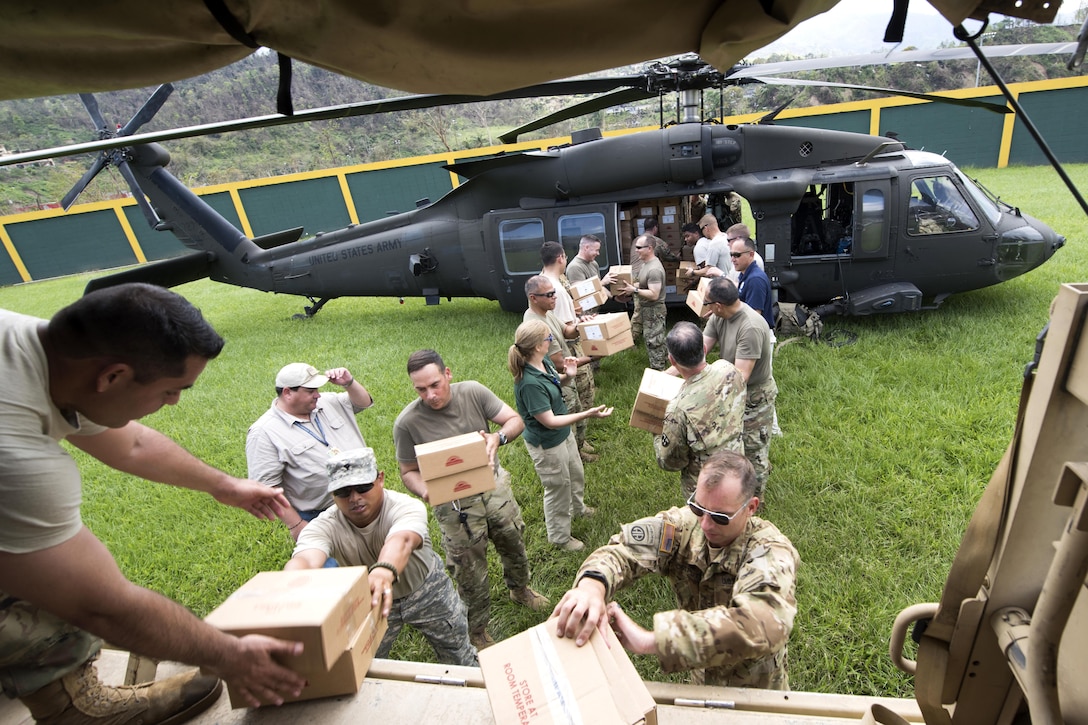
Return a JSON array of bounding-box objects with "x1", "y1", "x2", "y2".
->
[{"x1": 292, "y1": 296, "x2": 331, "y2": 320}]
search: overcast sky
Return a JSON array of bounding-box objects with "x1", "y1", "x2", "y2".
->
[{"x1": 755, "y1": 0, "x2": 1079, "y2": 57}]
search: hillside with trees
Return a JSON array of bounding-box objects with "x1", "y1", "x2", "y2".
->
[{"x1": 0, "y1": 16, "x2": 1083, "y2": 212}]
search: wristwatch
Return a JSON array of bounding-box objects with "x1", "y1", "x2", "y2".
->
[{"x1": 497, "y1": 431, "x2": 508, "y2": 446}]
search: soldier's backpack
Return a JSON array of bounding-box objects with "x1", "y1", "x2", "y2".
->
[{"x1": 775, "y1": 301, "x2": 822, "y2": 343}]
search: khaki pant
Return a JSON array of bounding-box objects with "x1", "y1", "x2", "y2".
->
[{"x1": 525, "y1": 435, "x2": 586, "y2": 545}]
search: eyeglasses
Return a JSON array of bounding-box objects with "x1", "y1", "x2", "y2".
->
[
  {"x1": 545, "y1": 334, "x2": 554, "y2": 342},
  {"x1": 729, "y1": 251, "x2": 749, "y2": 258},
  {"x1": 699, "y1": 224, "x2": 709, "y2": 230},
  {"x1": 687, "y1": 492, "x2": 752, "y2": 526},
  {"x1": 634, "y1": 245, "x2": 649, "y2": 250},
  {"x1": 333, "y1": 482, "x2": 376, "y2": 498},
  {"x1": 531, "y1": 291, "x2": 557, "y2": 298}
]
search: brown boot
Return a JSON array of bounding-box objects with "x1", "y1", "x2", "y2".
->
[
  {"x1": 508, "y1": 586, "x2": 550, "y2": 611},
  {"x1": 20, "y1": 660, "x2": 222, "y2": 725},
  {"x1": 469, "y1": 628, "x2": 496, "y2": 651}
]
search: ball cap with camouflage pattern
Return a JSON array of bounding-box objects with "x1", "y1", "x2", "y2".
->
[
  {"x1": 275, "y1": 362, "x2": 328, "y2": 389},
  {"x1": 326, "y1": 447, "x2": 379, "y2": 493}
]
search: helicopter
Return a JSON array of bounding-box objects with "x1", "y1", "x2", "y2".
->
[{"x1": 7, "y1": 43, "x2": 1071, "y2": 319}]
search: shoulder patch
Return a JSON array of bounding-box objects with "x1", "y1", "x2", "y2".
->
[
  {"x1": 659, "y1": 521, "x2": 676, "y2": 553},
  {"x1": 624, "y1": 517, "x2": 677, "y2": 554}
]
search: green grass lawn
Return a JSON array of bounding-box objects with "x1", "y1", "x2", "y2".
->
[{"x1": 1, "y1": 162, "x2": 1085, "y2": 698}]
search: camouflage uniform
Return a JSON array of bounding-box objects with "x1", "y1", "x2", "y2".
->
[
  {"x1": 638, "y1": 256, "x2": 669, "y2": 370},
  {"x1": 558, "y1": 273, "x2": 596, "y2": 448},
  {"x1": 743, "y1": 379, "x2": 778, "y2": 499},
  {"x1": 0, "y1": 595, "x2": 102, "y2": 696},
  {"x1": 576, "y1": 509, "x2": 799, "y2": 689},
  {"x1": 430, "y1": 468, "x2": 530, "y2": 634},
  {"x1": 654, "y1": 360, "x2": 747, "y2": 498},
  {"x1": 377, "y1": 549, "x2": 478, "y2": 665}
]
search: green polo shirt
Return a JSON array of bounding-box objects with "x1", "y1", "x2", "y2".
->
[{"x1": 514, "y1": 359, "x2": 570, "y2": 449}]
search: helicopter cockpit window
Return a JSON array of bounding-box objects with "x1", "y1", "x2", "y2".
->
[
  {"x1": 908, "y1": 176, "x2": 979, "y2": 236},
  {"x1": 499, "y1": 218, "x2": 546, "y2": 274},
  {"x1": 559, "y1": 213, "x2": 609, "y2": 268}
]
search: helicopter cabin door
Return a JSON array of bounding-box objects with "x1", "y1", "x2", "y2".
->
[{"x1": 484, "y1": 205, "x2": 619, "y2": 312}]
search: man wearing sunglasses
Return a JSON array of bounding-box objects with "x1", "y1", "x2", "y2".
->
[
  {"x1": 729, "y1": 236, "x2": 774, "y2": 331},
  {"x1": 618, "y1": 235, "x2": 668, "y2": 370},
  {"x1": 551, "y1": 450, "x2": 798, "y2": 689},
  {"x1": 524, "y1": 274, "x2": 588, "y2": 453},
  {"x1": 285, "y1": 447, "x2": 476, "y2": 666}
]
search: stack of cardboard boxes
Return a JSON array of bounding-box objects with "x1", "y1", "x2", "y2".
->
[
  {"x1": 618, "y1": 197, "x2": 689, "y2": 297},
  {"x1": 577, "y1": 311, "x2": 634, "y2": 356},
  {"x1": 570, "y1": 276, "x2": 610, "y2": 315},
  {"x1": 414, "y1": 432, "x2": 496, "y2": 506},
  {"x1": 205, "y1": 567, "x2": 386, "y2": 706}
]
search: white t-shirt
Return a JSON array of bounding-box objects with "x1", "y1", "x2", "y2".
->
[{"x1": 0, "y1": 310, "x2": 107, "y2": 553}]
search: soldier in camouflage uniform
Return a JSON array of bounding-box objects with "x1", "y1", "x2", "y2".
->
[
  {"x1": 620, "y1": 235, "x2": 669, "y2": 370},
  {"x1": 701, "y1": 277, "x2": 777, "y2": 496},
  {"x1": 393, "y1": 350, "x2": 548, "y2": 651},
  {"x1": 655, "y1": 322, "x2": 746, "y2": 497},
  {"x1": 287, "y1": 447, "x2": 478, "y2": 665},
  {"x1": 552, "y1": 450, "x2": 799, "y2": 689}
]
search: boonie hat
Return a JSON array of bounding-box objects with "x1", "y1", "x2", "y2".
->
[
  {"x1": 275, "y1": 363, "x2": 328, "y2": 389},
  {"x1": 327, "y1": 447, "x2": 379, "y2": 493}
]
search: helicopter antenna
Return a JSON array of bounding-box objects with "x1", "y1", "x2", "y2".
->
[
  {"x1": 855, "y1": 141, "x2": 898, "y2": 166},
  {"x1": 956, "y1": 23, "x2": 1088, "y2": 219}
]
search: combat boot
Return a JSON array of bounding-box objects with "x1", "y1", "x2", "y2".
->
[
  {"x1": 469, "y1": 628, "x2": 496, "y2": 651},
  {"x1": 508, "y1": 586, "x2": 550, "y2": 611},
  {"x1": 19, "y1": 659, "x2": 222, "y2": 725}
]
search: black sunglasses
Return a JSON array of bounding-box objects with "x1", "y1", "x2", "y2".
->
[
  {"x1": 687, "y1": 492, "x2": 751, "y2": 526},
  {"x1": 531, "y1": 291, "x2": 557, "y2": 298},
  {"x1": 333, "y1": 482, "x2": 376, "y2": 498}
]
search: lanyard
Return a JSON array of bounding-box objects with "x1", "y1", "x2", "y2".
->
[{"x1": 293, "y1": 414, "x2": 329, "y2": 446}]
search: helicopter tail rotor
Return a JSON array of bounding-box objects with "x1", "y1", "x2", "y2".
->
[{"x1": 61, "y1": 84, "x2": 174, "y2": 227}]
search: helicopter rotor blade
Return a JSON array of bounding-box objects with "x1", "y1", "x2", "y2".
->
[
  {"x1": 749, "y1": 76, "x2": 1012, "y2": 113},
  {"x1": 0, "y1": 77, "x2": 650, "y2": 168},
  {"x1": 726, "y1": 42, "x2": 1080, "y2": 79},
  {"x1": 60, "y1": 153, "x2": 109, "y2": 210},
  {"x1": 79, "y1": 93, "x2": 110, "y2": 135},
  {"x1": 120, "y1": 83, "x2": 174, "y2": 137},
  {"x1": 499, "y1": 88, "x2": 657, "y2": 144}
]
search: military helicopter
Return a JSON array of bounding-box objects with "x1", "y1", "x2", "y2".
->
[{"x1": 0, "y1": 43, "x2": 1076, "y2": 318}]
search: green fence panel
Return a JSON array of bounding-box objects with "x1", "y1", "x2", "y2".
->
[
  {"x1": 238, "y1": 176, "x2": 351, "y2": 238},
  {"x1": 880, "y1": 98, "x2": 1006, "y2": 167},
  {"x1": 345, "y1": 163, "x2": 454, "y2": 223},
  {"x1": 1007, "y1": 87, "x2": 1088, "y2": 165},
  {"x1": 777, "y1": 110, "x2": 870, "y2": 134},
  {"x1": 0, "y1": 239, "x2": 23, "y2": 285},
  {"x1": 6, "y1": 210, "x2": 135, "y2": 280},
  {"x1": 122, "y1": 205, "x2": 188, "y2": 261}
]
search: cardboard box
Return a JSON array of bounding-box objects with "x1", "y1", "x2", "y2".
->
[
  {"x1": 223, "y1": 606, "x2": 388, "y2": 707},
  {"x1": 205, "y1": 567, "x2": 372, "y2": 674},
  {"x1": 578, "y1": 312, "x2": 631, "y2": 342},
  {"x1": 414, "y1": 432, "x2": 489, "y2": 480},
  {"x1": 425, "y1": 465, "x2": 497, "y2": 506},
  {"x1": 581, "y1": 328, "x2": 634, "y2": 356},
  {"x1": 676, "y1": 261, "x2": 696, "y2": 285},
  {"x1": 576, "y1": 289, "x2": 610, "y2": 313},
  {"x1": 629, "y1": 368, "x2": 685, "y2": 434},
  {"x1": 686, "y1": 288, "x2": 710, "y2": 317},
  {"x1": 479, "y1": 619, "x2": 657, "y2": 725},
  {"x1": 570, "y1": 276, "x2": 605, "y2": 300},
  {"x1": 661, "y1": 204, "x2": 678, "y2": 216}
]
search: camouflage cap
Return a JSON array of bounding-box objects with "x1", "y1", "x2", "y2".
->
[{"x1": 327, "y1": 447, "x2": 378, "y2": 492}]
